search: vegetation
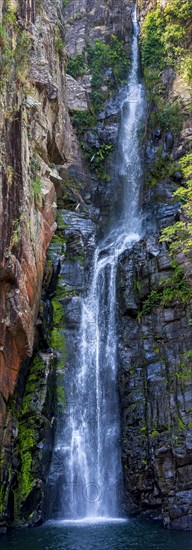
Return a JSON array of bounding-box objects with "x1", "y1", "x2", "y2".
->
[
  {"x1": 140, "y1": 0, "x2": 192, "y2": 86},
  {"x1": 67, "y1": 53, "x2": 87, "y2": 79},
  {"x1": 71, "y1": 110, "x2": 96, "y2": 130},
  {"x1": 54, "y1": 28, "x2": 65, "y2": 56},
  {"x1": 139, "y1": 261, "x2": 192, "y2": 317},
  {"x1": 31, "y1": 177, "x2": 43, "y2": 206},
  {"x1": 0, "y1": 25, "x2": 13, "y2": 89},
  {"x1": 140, "y1": 0, "x2": 191, "y2": 174},
  {"x1": 50, "y1": 297, "x2": 66, "y2": 371},
  {"x1": 13, "y1": 355, "x2": 55, "y2": 521},
  {"x1": 15, "y1": 30, "x2": 32, "y2": 81},
  {"x1": 68, "y1": 36, "x2": 130, "y2": 179},
  {"x1": 160, "y1": 152, "x2": 192, "y2": 254},
  {"x1": 158, "y1": 101, "x2": 183, "y2": 135},
  {"x1": 0, "y1": 2, "x2": 33, "y2": 88},
  {"x1": 88, "y1": 36, "x2": 130, "y2": 113}
]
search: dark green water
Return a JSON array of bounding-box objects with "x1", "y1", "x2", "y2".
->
[{"x1": 1, "y1": 519, "x2": 192, "y2": 550}]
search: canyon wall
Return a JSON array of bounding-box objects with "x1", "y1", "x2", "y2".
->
[{"x1": 0, "y1": 0, "x2": 192, "y2": 532}]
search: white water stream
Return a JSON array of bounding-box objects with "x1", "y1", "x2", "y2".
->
[{"x1": 61, "y1": 6, "x2": 145, "y2": 520}]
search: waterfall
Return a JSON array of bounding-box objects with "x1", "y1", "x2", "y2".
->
[{"x1": 59, "y1": 6, "x2": 145, "y2": 521}]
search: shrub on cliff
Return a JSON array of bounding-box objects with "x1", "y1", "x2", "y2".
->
[{"x1": 140, "y1": 0, "x2": 192, "y2": 86}]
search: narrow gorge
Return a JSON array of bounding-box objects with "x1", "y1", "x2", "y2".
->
[{"x1": 0, "y1": 0, "x2": 192, "y2": 547}]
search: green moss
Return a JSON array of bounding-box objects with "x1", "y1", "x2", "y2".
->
[
  {"x1": 178, "y1": 417, "x2": 185, "y2": 430},
  {"x1": 0, "y1": 25, "x2": 13, "y2": 89},
  {"x1": 176, "y1": 350, "x2": 192, "y2": 382},
  {"x1": 13, "y1": 354, "x2": 56, "y2": 522},
  {"x1": 140, "y1": 426, "x2": 147, "y2": 434},
  {"x1": 31, "y1": 177, "x2": 43, "y2": 205},
  {"x1": 50, "y1": 296, "x2": 66, "y2": 371},
  {"x1": 150, "y1": 430, "x2": 159, "y2": 438},
  {"x1": 15, "y1": 30, "x2": 32, "y2": 81},
  {"x1": 16, "y1": 423, "x2": 34, "y2": 502},
  {"x1": 56, "y1": 211, "x2": 68, "y2": 230}
]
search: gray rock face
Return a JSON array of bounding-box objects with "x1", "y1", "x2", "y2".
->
[
  {"x1": 66, "y1": 75, "x2": 88, "y2": 110},
  {"x1": 117, "y1": 236, "x2": 192, "y2": 529}
]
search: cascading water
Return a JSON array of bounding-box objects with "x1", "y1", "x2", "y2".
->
[{"x1": 59, "y1": 6, "x2": 145, "y2": 521}]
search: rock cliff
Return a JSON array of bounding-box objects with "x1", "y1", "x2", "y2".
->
[
  {"x1": 0, "y1": 0, "x2": 192, "y2": 533},
  {"x1": 118, "y1": 0, "x2": 192, "y2": 529},
  {"x1": 0, "y1": 0, "x2": 80, "y2": 526}
]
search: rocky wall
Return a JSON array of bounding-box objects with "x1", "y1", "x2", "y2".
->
[{"x1": 118, "y1": 0, "x2": 192, "y2": 529}]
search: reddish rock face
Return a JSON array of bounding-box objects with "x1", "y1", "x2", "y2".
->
[{"x1": 0, "y1": 0, "x2": 61, "y2": 445}]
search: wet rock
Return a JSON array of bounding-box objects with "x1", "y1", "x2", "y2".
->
[
  {"x1": 88, "y1": 206, "x2": 100, "y2": 223},
  {"x1": 118, "y1": 238, "x2": 192, "y2": 527},
  {"x1": 164, "y1": 131, "x2": 174, "y2": 152},
  {"x1": 174, "y1": 171, "x2": 182, "y2": 182},
  {"x1": 86, "y1": 132, "x2": 100, "y2": 149},
  {"x1": 153, "y1": 128, "x2": 161, "y2": 139},
  {"x1": 146, "y1": 141, "x2": 156, "y2": 161}
]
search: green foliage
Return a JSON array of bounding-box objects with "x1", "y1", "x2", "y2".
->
[
  {"x1": 9, "y1": 214, "x2": 24, "y2": 250},
  {"x1": 54, "y1": 29, "x2": 65, "y2": 55},
  {"x1": 0, "y1": 25, "x2": 13, "y2": 88},
  {"x1": 31, "y1": 177, "x2": 43, "y2": 205},
  {"x1": 71, "y1": 110, "x2": 113, "y2": 180},
  {"x1": 158, "y1": 101, "x2": 183, "y2": 135},
  {"x1": 0, "y1": 11, "x2": 32, "y2": 87},
  {"x1": 69, "y1": 36, "x2": 130, "y2": 178},
  {"x1": 140, "y1": 9, "x2": 166, "y2": 70},
  {"x1": 67, "y1": 53, "x2": 87, "y2": 79},
  {"x1": 140, "y1": 1, "x2": 192, "y2": 72},
  {"x1": 71, "y1": 110, "x2": 96, "y2": 130},
  {"x1": 160, "y1": 152, "x2": 192, "y2": 254},
  {"x1": 88, "y1": 35, "x2": 130, "y2": 86},
  {"x1": 140, "y1": 290, "x2": 161, "y2": 316},
  {"x1": 140, "y1": 0, "x2": 192, "y2": 147},
  {"x1": 3, "y1": 2, "x2": 17, "y2": 28},
  {"x1": 15, "y1": 30, "x2": 32, "y2": 79},
  {"x1": 164, "y1": 0, "x2": 192, "y2": 24},
  {"x1": 81, "y1": 142, "x2": 113, "y2": 180},
  {"x1": 181, "y1": 56, "x2": 192, "y2": 87},
  {"x1": 139, "y1": 262, "x2": 192, "y2": 316},
  {"x1": 88, "y1": 36, "x2": 130, "y2": 113}
]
